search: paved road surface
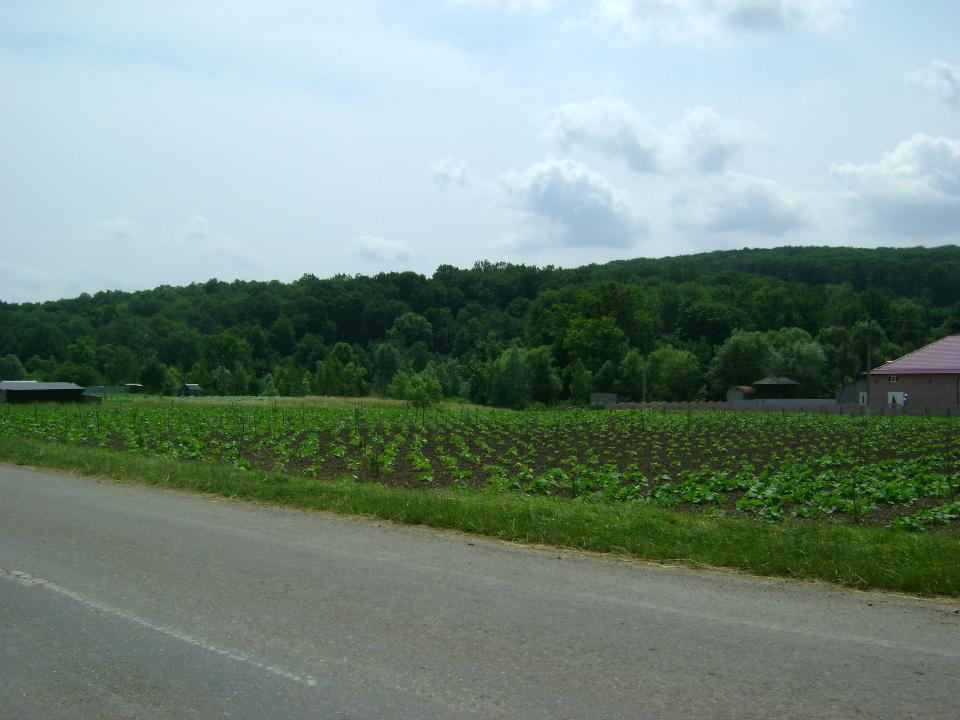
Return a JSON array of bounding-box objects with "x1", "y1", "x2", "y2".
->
[{"x1": 1, "y1": 464, "x2": 958, "y2": 719}]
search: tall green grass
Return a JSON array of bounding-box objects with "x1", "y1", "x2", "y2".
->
[{"x1": 2, "y1": 436, "x2": 957, "y2": 597}]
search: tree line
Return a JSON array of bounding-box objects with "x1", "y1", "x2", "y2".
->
[{"x1": 1, "y1": 245, "x2": 958, "y2": 408}]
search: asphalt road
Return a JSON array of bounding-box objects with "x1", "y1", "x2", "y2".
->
[{"x1": 1, "y1": 464, "x2": 958, "y2": 719}]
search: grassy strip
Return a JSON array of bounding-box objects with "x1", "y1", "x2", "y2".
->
[{"x1": 3, "y1": 436, "x2": 958, "y2": 597}]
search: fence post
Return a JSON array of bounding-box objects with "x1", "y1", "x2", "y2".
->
[{"x1": 947, "y1": 440, "x2": 955, "y2": 503}]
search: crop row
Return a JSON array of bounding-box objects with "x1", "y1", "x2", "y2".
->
[{"x1": 2, "y1": 403, "x2": 957, "y2": 529}]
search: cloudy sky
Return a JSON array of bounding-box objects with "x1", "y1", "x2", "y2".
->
[{"x1": 1, "y1": 1, "x2": 958, "y2": 303}]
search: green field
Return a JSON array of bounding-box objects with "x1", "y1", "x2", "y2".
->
[
  {"x1": 4, "y1": 400, "x2": 958, "y2": 529},
  {"x1": 2, "y1": 399, "x2": 958, "y2": 595}
]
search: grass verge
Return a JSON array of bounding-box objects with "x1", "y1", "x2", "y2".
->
[{"x1": 2, "y1": 436, "x2": 958, "y2": 597}]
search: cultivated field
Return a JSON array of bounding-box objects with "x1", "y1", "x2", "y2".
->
[{"x1": 3, "y1": 401, "x2": 958, "y2": 531}]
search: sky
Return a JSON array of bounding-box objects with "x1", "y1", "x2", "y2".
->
[{"x1": 0, "y1": 0, "x2": 958, "y2": 304}]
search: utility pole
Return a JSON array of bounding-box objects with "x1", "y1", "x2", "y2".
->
[{"x1": 865, "y1": 334, "x2": 872, "y2": 416}]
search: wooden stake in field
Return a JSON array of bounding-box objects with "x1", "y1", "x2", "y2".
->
[
  {"x1": 238, "y1": 414, "x2": 245, "y2": 464},
  {"x1": 948, "y1": 427, "x2": 955, "y2": 503},
  {"x1": 851, "y1": 475, "x2": 859, "y2": 524},
  {"x1": 852, "y1": 419, "x2": 862, "y2": 524}
]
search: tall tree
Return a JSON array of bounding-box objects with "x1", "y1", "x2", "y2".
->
[
  {"x1": 0, "y1": 353, "x2": 26, "y2": 381},
  {"x1": 708, "y1": 330, "x2": 774, "y2": 397},
  {"x1": 647, "y1": 345, "x2": 702, "y2": 402},
  {"x1": 526, "y1": 346, "x2": 561, "y2": 407},
  {"x1": 489, "y1": 345, "x2": 529, "y2": 410}
]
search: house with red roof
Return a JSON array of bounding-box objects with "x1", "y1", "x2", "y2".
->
[{"x1": 867, "y1": 334, "x2": 960, "y2": 411}]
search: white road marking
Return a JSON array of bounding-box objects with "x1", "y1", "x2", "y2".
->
[{"x1": 0, "y1": 565, "x2": 322, "y2": 687}]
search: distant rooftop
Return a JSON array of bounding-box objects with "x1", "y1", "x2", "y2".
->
[
  {"x1": 869, "y1": 334, "x2": 960, "y2": 375},
  {"x1": 0, "y1": 381, "x2": 83, "y2": 390}
]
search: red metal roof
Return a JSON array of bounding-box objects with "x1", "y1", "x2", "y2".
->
[{"x1": 869, "y1": 334, "x2": 960, "y2": 375}]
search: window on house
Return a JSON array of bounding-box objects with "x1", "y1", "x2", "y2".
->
[{"x1": 888, "y1": 376, "x2": 899, "y2": 382}]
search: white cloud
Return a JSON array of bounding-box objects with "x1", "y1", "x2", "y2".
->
[
  {"x1": 546, "y1": 98, "x2": 753, "y2": 173},
  {"x1": 591, "y1": 0, "x2": 851, "y2": 43},
  {"x1": 497, "y1": 157, "x2": 649, "y2": 248},
  {"x1": 545, "y1": 98, "x2": 662, "y2": 172},
  {"x1": 664, "y1": 106, "x2": 756, "y2": 173},
  {"x1": 94, "y1": 216, "x2": 140, "y2": 239},
  {"x1": 449, "y1": 0, "x2": 555, "y2": 10},
  {"x1": 429, "y1": 156, "x2": 478, "y2": 189},
  {"x1": 831, "y1": 134, "x2": 960, "y2": 238},
  {"x1": 0, "y1": 260, "x2": 52, "y2": 303},
  {"x1": 907, "y1": 61, "x2": 960, "y2": 107},
  {"x1": 349, "y1": 235, "x2": 413, "y2": 262},
  {"x1": 169, "y1": 215, "x2": 259, "y2": 269},
  {"x1": 449, "y1": 0, "x2": 851, "y2": 42},
  {"x1": 87, "y1": 216, "x2": 143, "y2": 259},
  {"x1": 672, "y1": 172, "x2": 813, "y2": 235}
]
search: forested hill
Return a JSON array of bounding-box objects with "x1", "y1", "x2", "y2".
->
[
  {"x1": 607, "y1": 245, "x2": 960, "y2": 306},
  {"x1": 1, "y1": 245, "x2": 959, "y2": 408}
]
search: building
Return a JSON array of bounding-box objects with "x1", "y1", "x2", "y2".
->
[
  {"x1": 178, "y1": 383, "x2": 202, "y2": 397},
  {"x1": 726, "y1": 386, "x2": 756, "y2": 403},
  {"x1": 728, "y1": 378, "x2": 801, "y2": 403},
  {"x1": 0, "y1": 381, "x2": 86, "y2": 403},
  {"x1": 867, "y1": 334, "x2": 960, "y2": 411},
  {"x1": 85, "y1": 384, "x2": 144, "y2": 396},
  {"x1": 752, "y1": 377, "x2": 802, "y2": 400},
  {"x1": 589, "y1": 393, "x2": 617, "y2": 409},
  {"x1": 836, "y1": 378, "x2": 868, "y2": 405}
]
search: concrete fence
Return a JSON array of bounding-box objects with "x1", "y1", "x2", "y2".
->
[{"x1": 600, "y1": 401, "x2": 958, "y2": 417}]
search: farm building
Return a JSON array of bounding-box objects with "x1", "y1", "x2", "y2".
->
[
  {"x1": 726, "y1": 385, "x2": 756, "y2": 403},
  {"x1": 0, "y1": 381, "x2": 86, "y2": 404},
  {"x1": 178, "y1": 383, "x2": 202, "y2": 397},
  {"x1": 752, "y1": 377, "x2": 802, "y2": 400},
  {"x1": 727, "y1": 378, "x2": 802, "y2": 402},
  {"x1": 867, "y1": 334, "x2": 960, "y2": 411},
  {"x1": 836, "y1": 378, "x2": 869, "y2": 405},
  {"x1": 589, "y1": 393, "x2": 617, "y2": 409},
  {"x1": 86, "y1": 383, "x2": 144, "y2": 395}
]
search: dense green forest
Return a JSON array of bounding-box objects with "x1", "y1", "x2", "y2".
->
[{"x1": 2, "y1": 245, "x2": 959, "y2": 408}]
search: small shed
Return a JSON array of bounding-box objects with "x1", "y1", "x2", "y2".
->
[
  {"x1": 752, "y1": 377, "x2": 802, "y2": 400},
  {"x1": 590, "y1": 393, "x2": 617, "y2": 409},
  {"x1": 178, "y1": 383, "x2": 202, "y2": 397},
  {"x1": 727, "y1": 385, "x2": 756, "y2": 403},
  {"x1": 0, "y1": 381, "x2": 86, "y2": 404}
]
